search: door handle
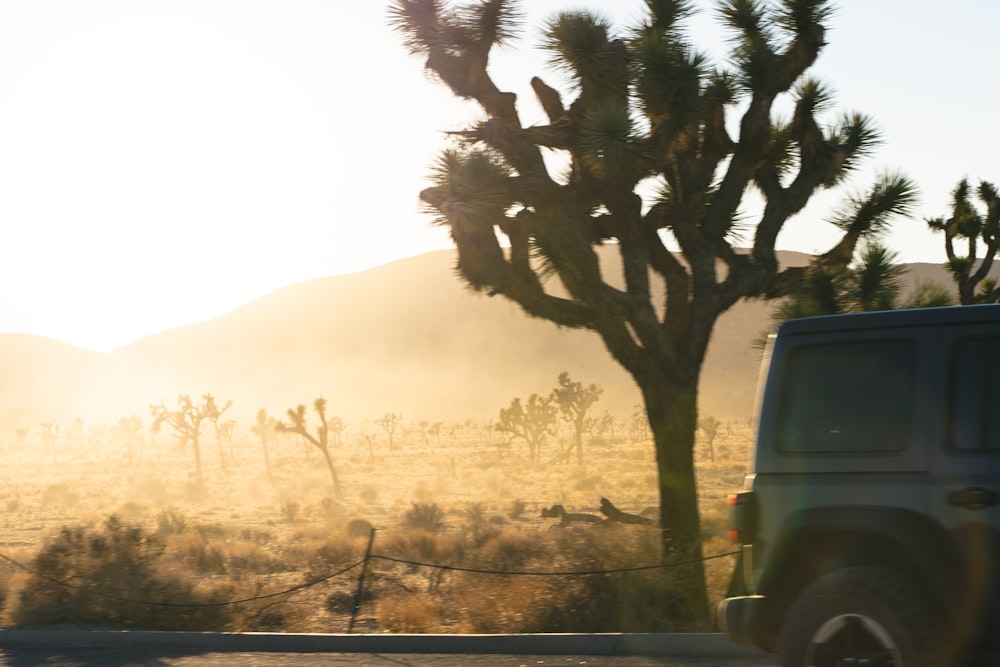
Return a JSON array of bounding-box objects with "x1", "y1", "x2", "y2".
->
[{"x1": 947, "y1": 486, "x2": 999, "y2": 510}]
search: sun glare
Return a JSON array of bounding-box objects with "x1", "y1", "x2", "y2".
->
[{"x1": 0, "y1": 1, "x2": 452, "y2": 352}]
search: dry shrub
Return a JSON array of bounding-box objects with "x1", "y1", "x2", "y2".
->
[
  {"x1": 156, "y1": 509, "x2": 190, "y2": 536},
  {"x1": 13, "y1": 515, "x2": 233, "y2": 630},
  {"x1": 453, "y1": 576, "x2": 549, "y2": 633},
  {"x1": 380, "y1": 528, "x2": 457, "y2": 565},
  {"x1": 507, "y1": 499, "x2": 526, "y2": 520},
  {"x1": 467, "y1": 528, "x2": 546, "y2": 572},
  {"x1": 166, "y1": 532, "x2": 228, "y2": 574},
  {"x1": 401, "y1": 502, "x2": 445, "y2": 533},
  {"x1": 345, "y1": 518, "x2": 374, "y2": 539},
  {"x1": 451, "y1": 524, "x2": 707, "y2": 633},
  {"x1": 304, "y1": 533, "x2": 359, "y2": 577},
  {"x1": 377, "y1": 593, "x2": 447, "y2": 633}
]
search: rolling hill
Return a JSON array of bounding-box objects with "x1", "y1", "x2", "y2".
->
[{"x1": 0, "y1": 249, "x2": 956, "y2": 432}]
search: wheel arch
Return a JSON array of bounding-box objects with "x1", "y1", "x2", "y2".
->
[{"x1": 753, "y1": 505, "x2": 961, "y2": 649}]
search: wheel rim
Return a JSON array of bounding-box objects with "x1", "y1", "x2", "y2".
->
[{"x1": 805, "y1": 613, "x2": 902, "y2": 667}]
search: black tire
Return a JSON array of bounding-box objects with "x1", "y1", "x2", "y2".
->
[{"x1": 778, "y1": 566, "x2": 947, "y2": 667}]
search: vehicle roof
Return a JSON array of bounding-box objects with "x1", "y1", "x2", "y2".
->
[{"x1": 776, "y1": 304, "x2": 1000, "y2": 336}]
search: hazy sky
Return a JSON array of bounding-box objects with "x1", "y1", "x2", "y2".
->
[{"x1": 0, "y1": 1, "x2": 996, "y2": 353}]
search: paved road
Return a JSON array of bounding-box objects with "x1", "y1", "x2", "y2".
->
[
  {"x1": 0, "y1": 647, "x2": 777, "y2": 666},
  {"x1": 0, "y1": 630, "x2": 776, "y2": 666}
]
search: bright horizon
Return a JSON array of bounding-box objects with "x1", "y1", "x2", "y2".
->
[{"x1": 1, "y1": 1, "x2": 997, "y2": 354}]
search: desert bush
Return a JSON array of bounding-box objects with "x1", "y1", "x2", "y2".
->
[
  {"x1": 507, "y1": 499, "x2": 526, "y2": 520},
  {"x1": 345, "y1": 518, "x2": 374, "y2": 539},
  {"x1": 305, "y1": 534, "x2": 358, "y2": 575},
  {"x1": 358, "y1": 486, "x2": 379, "y2": 504},
  {"x1": 450, "y1": 524, "x2": 706, "y2": 633},
  {"x1": 280, "y1": 499, "x2": 300, "y2": 522},
  {"x1": 377, "y1": 593, "x2": 448, "y2": 633},
  {"x1": 156, "y1": 509, "x2": 189, "y2": 537},
  {"x1": 461, "y1": 501, "x2": 487, "y2": 525},
  {"x1": 467, "y1": 528, "x2": 546, "y2": 572},
  {"x1": 401, "y1": 502, "x2": 444, "y2": 533},
  {"x1": 165, "y1": 532, "x2": 228, "y2": 574},
  {"x1": 380, "y1": 528, "x2": 456, "y2": 566},
  {"x1": 13, "y1": 515, "x2": 233, "y2": 630}
]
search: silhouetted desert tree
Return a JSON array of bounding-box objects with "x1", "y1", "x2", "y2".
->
[
  {"x1": 204, "y1": 394, "x2": 233, "y2": 472},
  {"x1": 15, "y1": 426, "x2": 28, "y2": 448},
  {"x1": 496, "y1": 394, "x2": 558, "y2": 464},
  {"x1": 278, "y1": 398, "x2": 342, "y2": 498},
  {"x1": 551, "y1": 371, "x2": 602, "y2": 465},
  {"x1": 927, "y1": 178, "x2": 1000, "y2": 304},
  {"x1": 765, "y1": 243, "x2": 954, "y2": 337},
  {"x1": 393, "y1": 0, "x2": 919, "y2": 623},
  {"x1": 376, "y1": 412, "x2": 402, "y2": 451},
  {"x1": 251, "y1": 408, "x2": 279, "y2": 481},
  {"x1": 114, "y1": 415, "x2": 144, "y2": 465},
  {"x1": 150, "y1": 395, "x2": 210, "y2": 484},
  {"x1": 218, "y1": 419, "x2": 236, "y2": 460},
  {"x1": 328, "y1": 416, "x2": 345, "y2": 448},
  {"x1": 698, "y1": 414, "x2": 721, "y2": 463}
]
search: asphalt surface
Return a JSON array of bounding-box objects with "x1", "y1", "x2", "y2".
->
[{"x1": 0, "y1": 630, "x2": 775, "y2": 666}]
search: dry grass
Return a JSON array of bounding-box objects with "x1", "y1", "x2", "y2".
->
[{"x1": 0, "y1": 414, "x2": 753, "y2": 632}]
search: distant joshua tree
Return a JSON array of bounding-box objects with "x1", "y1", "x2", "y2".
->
[
  {"x1": 150, "y1": 395, "x2": 211, "y2": 484},
  {"x1": 204, "y1": 394, "x2": 233, "y2": 472},
  {"x1": 278, "y1": 398, "x2": 342, "y2": 498},
  {"x1": 15, "y1": 426, "x2": 28, "y2": 448},
  {"x1": 328, "y1": 416, "x2": 346, "y2": 448},
  {"x1": 114, "y1": 415, "x2": 144, "y2": 465},
  {"x1": 496, "y1": 394, "x2": 558, "y2": 464},
  {"x1": 251, "y1": 408, "x2": 279, "y2": 481},
  {"x1": 927, "y1": 178, "x2": 1000, "y2": 304},
  {"x1": 698, "y1": 414, "x2": 722, "y2": 463},
  {"x1": 551, "y1": 372, "x2": 603, "y2": 465},
  {"x1": 375, "y1": 412, "x2": 402, "y2": 451}
]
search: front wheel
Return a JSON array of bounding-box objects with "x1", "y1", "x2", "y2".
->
[{"x1": 778, "y1": 566, "x2": 947, "y2": 667}]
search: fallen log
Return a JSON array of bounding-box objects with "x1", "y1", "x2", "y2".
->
[
  {"x1": 599, "y1": 497, "x2": 656, "y2": 526},
  {"x1": 541, "y1": 504, "x2": 603, "y2": 526}
]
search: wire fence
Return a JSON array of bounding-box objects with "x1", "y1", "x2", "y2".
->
[{"x1": 0, "y1": 530, "x2": 740, "y2": 633}]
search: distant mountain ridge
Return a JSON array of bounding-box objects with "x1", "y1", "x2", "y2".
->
[{"x1": 0, "y1": 249, "x2": 956, "y2": 431}]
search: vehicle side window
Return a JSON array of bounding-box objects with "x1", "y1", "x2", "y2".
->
[
  {"x1": 776, "y1": 339, "x2": 916, "y2": 453},
  {"x1": 950, "y1": 338, "x2": 1000, "y2": 451}
]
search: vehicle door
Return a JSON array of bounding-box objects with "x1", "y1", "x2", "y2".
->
[{"x1": 930, "y1": 328, "x2": 1000, "y2": 640}]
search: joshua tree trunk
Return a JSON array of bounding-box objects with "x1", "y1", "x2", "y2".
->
[{"x1": 643, "y1": 373, "x2": 707, "y2": 624}]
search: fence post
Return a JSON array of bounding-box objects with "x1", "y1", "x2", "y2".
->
[{"x1": 348, "y1": 527, "x2": 376, "y2": 633}]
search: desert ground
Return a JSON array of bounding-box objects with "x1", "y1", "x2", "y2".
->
[{"x1": 0, "y1": 411, "x2": 751, "y2": 633}]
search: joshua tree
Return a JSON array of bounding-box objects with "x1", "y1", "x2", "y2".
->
[
  {"x1": 551, "y1": 371, "x2": 603, "y2": 465},
  {"x1": 114, "y1": 415, "x2": 145, "y2": 465},
  {"x1": 204, "y1": 394, "x2": 233, "y2": 472},
  {"x1": 698, "y1": 414, "x2": 721, "y2": 462},
  {"x1": 150, "y1": 395, "x2": 210, "y2": 484},
  {"x1": 392, "y1": 0, "x2": 919, "y2": 623},
  {"x1": 765, "y1": 243, "x2": 954, "y2": 335},
  {"x1": 375, "y1": 412, "x2": 403, "y2": 451},
  {"x1": 278, "y1": 398, "x2": 342, "y2": 498},
  {"x1": 218, "y1": 420, "x2": 236, "y2": 459},
  {"x1": 496, "y1": 393, "x2": 559, "y2": 463},
  {"x1": 927, "y1": 178, "x2": 1000, "y2": 304},
  {"x1": 251, "y1": 408, "x2": 279, "y2": 481},
  {"x1": 328, "y1": 416, "x2": 346, "y2": 448}
]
